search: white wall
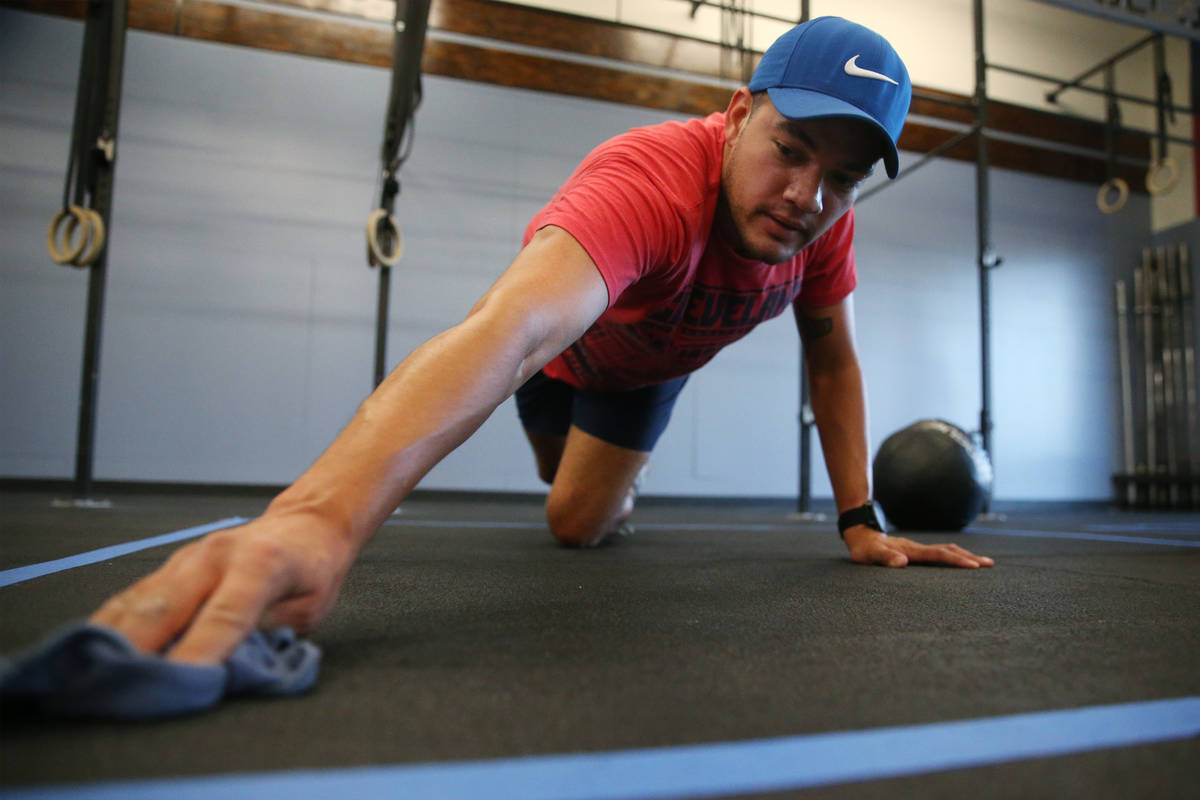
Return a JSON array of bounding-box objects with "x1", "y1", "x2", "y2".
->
[
  {"x1": 0, "y1": 8, "x2": 1153, "y2": 500},
  {"x1": 850, "y1": 156, "x2": 1150, "y2": 501}
]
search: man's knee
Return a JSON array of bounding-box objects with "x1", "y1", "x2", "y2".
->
[
  {"x1": 545, "y1": 498, "x2": 610, "y2": 548},
  {"x1": 544, "y1": 484, "x2": 636, "y2": 548}
]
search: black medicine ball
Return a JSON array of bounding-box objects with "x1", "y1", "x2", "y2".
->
[{"x1": 872, "y1": 419, "x2": 993, "y2": 531}]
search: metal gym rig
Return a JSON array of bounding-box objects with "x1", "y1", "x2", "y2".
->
[{"x1": 40, "y1": 0, "x2": 1199, "y2": 510}]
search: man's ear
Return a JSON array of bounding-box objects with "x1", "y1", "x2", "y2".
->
[{"x1": 723, "y1": 87, "x2": 755, "y2": 144}]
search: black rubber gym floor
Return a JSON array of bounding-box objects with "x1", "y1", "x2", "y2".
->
[{"x1": 1, "y1": 487, "x2": 1197, "y2": 798}]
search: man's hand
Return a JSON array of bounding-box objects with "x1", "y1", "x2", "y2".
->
[
  {"x1": 89, "y1": 509, "x2": 356, "y2": 665},
  {"x1": 842, "y1": 525, "x2": 994, "y2": 569}
]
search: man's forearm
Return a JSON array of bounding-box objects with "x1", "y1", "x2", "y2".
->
[
  {"x1": 808, "y1": 360, "x2": 871, "y2": 513},
  {"x1": 263, "y1": 226, "x2": 609, "y2": 551},
  {"x1": 266, "y1": 304, "x2": 540, "y2": 550}
]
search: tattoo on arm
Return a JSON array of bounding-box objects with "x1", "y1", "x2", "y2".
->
[{"x1": 801, "y1": 315, "x2": 834, "y2": 341}]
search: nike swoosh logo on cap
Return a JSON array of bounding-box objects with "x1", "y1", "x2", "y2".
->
[{"x1": 844, "y1": 55, "x2": 899, "y2": 85}]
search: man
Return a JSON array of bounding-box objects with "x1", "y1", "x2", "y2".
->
[{"x1": 92, "y1": 17, "x2": 992, "y2": 666}]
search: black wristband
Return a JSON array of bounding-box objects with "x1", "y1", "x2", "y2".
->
[{"x1": 837, "y1": 502, "x2": 883, "y2": 539}]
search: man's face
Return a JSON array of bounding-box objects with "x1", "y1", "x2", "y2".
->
[{"x1": 717, "y1": 89, "x2": 882, "y2": 265}]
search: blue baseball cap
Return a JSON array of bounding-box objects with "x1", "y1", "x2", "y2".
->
[{"x1": 749, "y1": 16, "x2": 911, "y2": 178}]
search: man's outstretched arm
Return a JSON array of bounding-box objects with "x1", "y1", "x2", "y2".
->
[
  {"x1": 91, "y1": 226, "x2": 610, "y2": 663},
  {"x1": 795, "y1": 296, "x2": 993, "y2": 569}
]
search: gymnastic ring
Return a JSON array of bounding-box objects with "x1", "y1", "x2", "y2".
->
[
  {"x1": 1096, "y1": 177, "x2": 1128, "y2": 215},
  {"x1": 74, "y1": 208, "x2": 107, "y2": 267},
  {"x1": 1145, "y1": 157, "x2": 1180, "y2": 197},
  {"x1": 366, "y1": 208, "x2": 403, "y2": 267},
  {"x1": 46, "y1": 205, "x2": 89, "y2": 265}
]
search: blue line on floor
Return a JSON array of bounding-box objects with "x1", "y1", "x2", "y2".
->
[
  {"x1": 387, "y1": 520, "x2": 1200, "y2": 541},
  {"x1": 383, "y1": 520, "x2": 783, "y2": 532},
  {"x1": 0, "y1": 518, "x2": 250, "y2": 588},
  {"x1": 635, "y1": 522, "x2": 782, "y2": 531},
  {"x1": 3, "y1": 696, "x2": 1197, "y2": 800},
  {"x1": 964, "y1": 526, "x2": 1200, "y2": 548},
  {"x1": 1083, "y1": 522, "x2": 1200, "y2": 536},
  {"x1": 384, "y1": 519, "x2": 545, "y2": 529}
]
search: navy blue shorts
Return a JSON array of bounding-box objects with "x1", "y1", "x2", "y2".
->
[{"x1": 515, "y1": 371, "x2": 689, "y2": 453}]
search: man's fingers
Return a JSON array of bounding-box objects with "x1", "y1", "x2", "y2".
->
[
  {"x1": 166, "y1": 582, "x2": 271, "y2": 665},
  {"x1": 942, "y1": 543, "x2": 994, "y2": 567},
  {"x1": 869, "y1": 539, "x2": 907, "y2": 567},
  {"x1": 852, "y1": 534, "x2": 993, "y2": 569},
  {"x1": 905, "y1": 540, "x2": 994, "y2": 568},
  {"x1": 849, "y1": 538, "x2": 907, "y2": 567},
  {"x1": 90, "y1": 543, "x2": 221, "y2": 654},
  {"x1": 166, "y1": 542, "x2": 295, "y2": 664}
]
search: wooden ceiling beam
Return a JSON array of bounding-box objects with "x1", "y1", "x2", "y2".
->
[{"x1": 2, "y1": 0, "x2": 1152, "y2": 191}]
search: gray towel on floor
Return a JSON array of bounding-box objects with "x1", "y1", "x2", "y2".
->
[{"x1": 0, "y1": 621, "x2": 320, "y2": 719}]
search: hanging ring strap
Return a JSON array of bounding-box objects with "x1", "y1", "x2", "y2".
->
[
  {"x1": 366, "y1": 208, "x2": 403, "y2": 267},
  {"x1": 46, "y1": 206, "x2": 107, "y2": 267},
  {"x1": 1145, "y1": 156, "x2": 1180, "y2": 196},
  {"x1": 1097, "y1": 65, "x2": 1126, "y2": 214},
  {"x1": 46, "y1": 205, "x2": 90, "y2": 265},
  {"x1": 1146, "y1": 38, "x2": 1178, "y2": 199},
  {"x1": 76, "y1": 208, "x2": 107, "y2": 266},
  {"x1": 365, "y1": 0, "x2": 428, "y2": 270},
  {"x1": 1097, "y1": 178, "x2": 1129, "y2": 215}
]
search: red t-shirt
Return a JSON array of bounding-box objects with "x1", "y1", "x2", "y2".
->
[{"x1": 524, "y1": 112, "x2": 857, "y2": 391}]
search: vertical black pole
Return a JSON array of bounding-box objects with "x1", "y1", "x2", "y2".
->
[
  {"x1": 973, "y1": 0, "x2": 995, "y2": 503},
  {"x1": 794, "y1": 0, "x2": 812, "y2": 514},
  {"x1": 372, "y1": 0, "x2": 431, "y2": 389},
  {"x1": 797, "y1": 361, "x2": 812, "y2": 513},
  {"x1": 374, "y1": 266, "x2": 391, "y2": 387},
  {"x1": 74, "y1": 0, "x2": 128, "y2": 500},
  {"x1": 1152, "y1": 35, "x2": 1167, "y2": 166},
  {"x1": 75, "y1": 245, "x2": 109, "y2": 499}
]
